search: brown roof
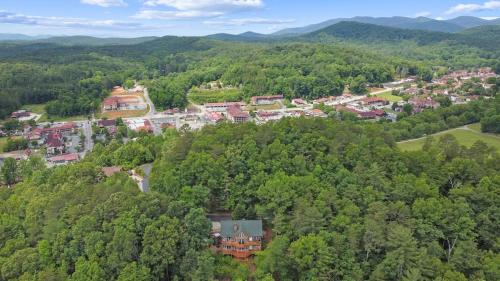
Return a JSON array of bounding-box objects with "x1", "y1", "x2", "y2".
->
[
  {"x1": 227, "y1": 105, "x2": 249, "y2": 119},
  {"x1": 98, "y1": 119, "x2": 116, "y2": 127},
  {"x1": 48, "y1": 153, "x2": 79, "y2": 162}
]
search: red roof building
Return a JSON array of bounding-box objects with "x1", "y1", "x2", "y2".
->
[
  {"x1": 251, "y1": 95, "x2": 284, "y2": 105},
  {"x1": 48, "y1": 153, "x2": 79, "y2": 164},
  {"x1": 227, "y1": 105, "x2": 249, "y2": 123}
]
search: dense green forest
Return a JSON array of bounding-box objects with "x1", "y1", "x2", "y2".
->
[
  {"x1": 1, "y1": 97, "x2": 499, "y2": 280},
  {"x1": 0, "y1": 21, "x2": 499, "y2": 118}
]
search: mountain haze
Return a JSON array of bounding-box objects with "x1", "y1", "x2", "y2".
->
[{"x1": 274, "y1": 16, "x2": 500, "y2": 35}]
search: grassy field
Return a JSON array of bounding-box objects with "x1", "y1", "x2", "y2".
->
[
  {"x1": 189, "y1": 88, "x2": 242, "y2": 104},
  {"x1": 245, "y1": 103, "x2": 283, "y2": 111},
  {"x1": 101, "y1": 107, "x2": 149, "y2": 119},
  {"x1": 376, "y1": 91, "x2": 403, "y2": 102},
  {"x1": 22, "y1": 104, "x2": 46, "y2": 114},
  {"x1": 0, "y1": 137, "x2": 7, "y2": 153},
  {"x1": 398, "y1": 125, "x2": 500, "y2": 151}
]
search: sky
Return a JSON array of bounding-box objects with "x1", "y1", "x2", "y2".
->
[{"x1": 0, "y1": 0, "x2": 499, "y2": 37}]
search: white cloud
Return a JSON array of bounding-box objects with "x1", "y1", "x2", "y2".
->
[
  {"x1": 445, "y1": 1, "x2": 500, "y2": 15},
  {"x1": 480, "y1": 16, "x2": 499, "y2": 19},
  {"x1": 204, "y1": 17, "x2": 294, "y2": 26},
  {"x1": 143, "y1": 0, "x2": 263, "y2": 11},
  {"x1": 134, "y1": 0, "x2": 265, "y2": 20},
  {"x1": 414, "y1": 11, "x2": 431, "y2": 17},
  {"x1": 133, "y1": 9, "x2": 223, "y2": 19},
  {"x1": 0, "y1": 10, "x2": 155, "y2": 30},
  {"x1": 81, "y1": 0, "x2": 127, "y2": 7},
  {"x1": 435, "y1": 17, "x2": 445, "y2": 20}
]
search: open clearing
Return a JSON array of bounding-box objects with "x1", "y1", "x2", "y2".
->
[
  {"x1": 101, "y1": 107, "x2": 149, "y2": 119},
  {"x1": 376, "y1": 91, "x2": 403, "y2": 102},
  {"x1": 188, "y1": 88, "x2": 242, "y2": 104},
  {"x1": 398, "y1": 124, "x2": 500, "y2": 151},
  {"x1": 0, "y1": 137, "x2": 7, "y2": 153}
]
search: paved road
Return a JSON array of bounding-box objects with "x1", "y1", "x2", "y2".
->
[
  {"x1": 80, "y1": 120, "x2": 93, "y2": 156},
  {"x1": 143, "y1": 87, "x2": 156, "y2": 117}
]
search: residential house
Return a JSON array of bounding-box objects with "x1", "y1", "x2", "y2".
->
[
  {"x1": 251, "y1": 95, "x2": 284, "y2": 105},
  {"x1": 11, "y1": 110, "x2": 31, "y2": 119},
  {"x1": 255, "y1": 111, "x2": 282, "y2": 123},
  {"x1": 45, "y1": 132, "x2": 65, "y2": 155},
  {"x1": 291, "y1": 98, "x2": 308, "y2": 107},
  {"x1": 204, "y1": 102, "x2": 245, "y2": 112},
  {"x1": 47, "y1": 153, "x2": 79, "y2": 165},
  {"x1": 204, "y1": 111, "x2": 224, "y2": 124},
  {"x1": 361, "y1": 97, "x2": 387, "y2": 107},
  {"x1": 219, "y1": 220, "x2": 263, "y2": 259}
]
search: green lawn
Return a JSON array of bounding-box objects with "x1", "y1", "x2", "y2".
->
[
  {"x1": 468, "y1": 123, "x2": 482, "y2": 133},
  {"x1": 0, "y1": 137, "x2": 7, "y2": 153},
  {"x1": 189, "y1": 88, "x2": 242, "y2": 104},
  {"x1": 376, "y1": 91, "x2": 403, "y2": 102},
  {"x1": 398, "y1": 125, "x2": 500, "y2": 152},
  {"x1": 22, "y1": 103, "x2": 47, "y2": 115}
]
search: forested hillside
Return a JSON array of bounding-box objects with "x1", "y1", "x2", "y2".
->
[
  {"x1": 0, "y1": 21, "x2": 499, "y2": 118},
  {"x1": 1, "y1": 97, "x2": 499, "y2": 280}
]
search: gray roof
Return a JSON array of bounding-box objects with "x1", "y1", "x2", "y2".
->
[{"x1": 220, "y1": 220, "x2": 263, "y2": 237}]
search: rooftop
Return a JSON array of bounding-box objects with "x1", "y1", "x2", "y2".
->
[{"x1": 220, "y1": 220, "x2": 263, "y2": 238}]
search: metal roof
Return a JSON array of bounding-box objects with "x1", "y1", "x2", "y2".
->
[{"x1": 220, "y1": 220, "x2": 263, "y2": 237}]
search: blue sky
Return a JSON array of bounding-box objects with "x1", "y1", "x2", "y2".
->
[{"x1": 0, "y1": 0, "x2": 499, "y2": 37}]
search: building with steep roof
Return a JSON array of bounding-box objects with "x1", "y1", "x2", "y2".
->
[{"x1": 219, "y1": 220, "x2": 263, "y2": 259}]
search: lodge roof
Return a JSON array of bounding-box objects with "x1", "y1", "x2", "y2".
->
[{"x1": 221, "y1": 220, "x2": 263, "y2": 237}]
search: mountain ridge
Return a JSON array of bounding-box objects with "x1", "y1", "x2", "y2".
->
[{"x1": 273, "y1": 16, "x2": 500, "y2": 35}]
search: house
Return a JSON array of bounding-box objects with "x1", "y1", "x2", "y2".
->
[
  {"x1": 42, "y1": 122, "x2": 77, "y2": 137},
  {"x1": 204, "y1": 111, "x2": 224, "y2": 124},
  {"x1": 361, "y1": 97, "x2": 387, "y2": 107},
  {"x1": 45, "y1": 133, "x2": 65, "y2": 155},
  {"x1": 125, "y1": 119, "x2": 153, "y2": 133},
  {"x1": 98, "y1": 119, "x2": 117, "y2": 135},
  {"x1": 103, "y1": 97, "x2": 120, "y2": 111},
  {"x1": 227, "y1": 105, "x2": 249, "y2": 123},
  {"x1": 47, "y1": 153, "x2": 79, "y2": 165},
  {"x1": 98, "y1": 119, "x2": 116, "y2": 128},
  {"x1": 409, "y1": 97, "x2": 439, "y2": 111},
  {"x1": 305, "y1": 109, "x2": 327, "y2": 118},
  {"x1": 11, "y1": 110, "x2": 31, "y2": 119},
  {"x1": 312, "y1": 96, "x2": 336, "y2": 105},
  {"x1": 164, "y1": 108, "x2": 180, "y2": 115},
  {"x1": 358, "y1": 110, "x2": 386, "y2": 119},
  {"x1": 219, "y1": 220, "x2": 263, "y2": 259},
  {"x1": 103, "y1": 96, "x2": 147, "y2": 111},
  {"x1": 255, "y1": 111, "x2": 282, "y2": 123},
  {"x1": 291, "y1": 98, "x2": 307, "y2": 106},
  {"x1": 204, "y1": 102, "x2": 245, "y2": 112},
  {"x1": 251, "y1": 95, "x2": 284, "y2": 105},
  {"x1": 286, "y1": 110, "x2": 305, "y2": 118}
]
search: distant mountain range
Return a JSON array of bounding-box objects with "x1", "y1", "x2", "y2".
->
[
  {"x1": 0, "y1": 34, "x2": 157, "y2": 46},
  {"x1": 0, "y1": 34, "x2": 50, "y2": 41},
  {"x1": 0, "y1": 16, "x2": 499, "y2": 51},
  {"x1": 273, "y1": 16, "x2": 500, "y2": 35}
]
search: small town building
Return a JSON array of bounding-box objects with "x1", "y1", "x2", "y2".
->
[
  {"x1": 11, "y1": 110, "x2": 31, "y2": 119},
  {"x1": 291, "y1": 98, "x2": 308, "y2": 106},
  {"x1": 227, "y1": 105, "x2": 249, "y2": 123},
  {"x1": 47, "y1": 153, "x2": 79, "y2": 165},
  {"x1": 204, "y1": 102, "x2": 245, "y2": 112},
  {"x1": 204, "y1": 111, "x2": 224, "y2": 124},
  {"x1": 251, "y1": 95, "x2": 284, "y2": 105},
  {"x1": 255, "y1": 111, "x2": 282, "y2": 122}
]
